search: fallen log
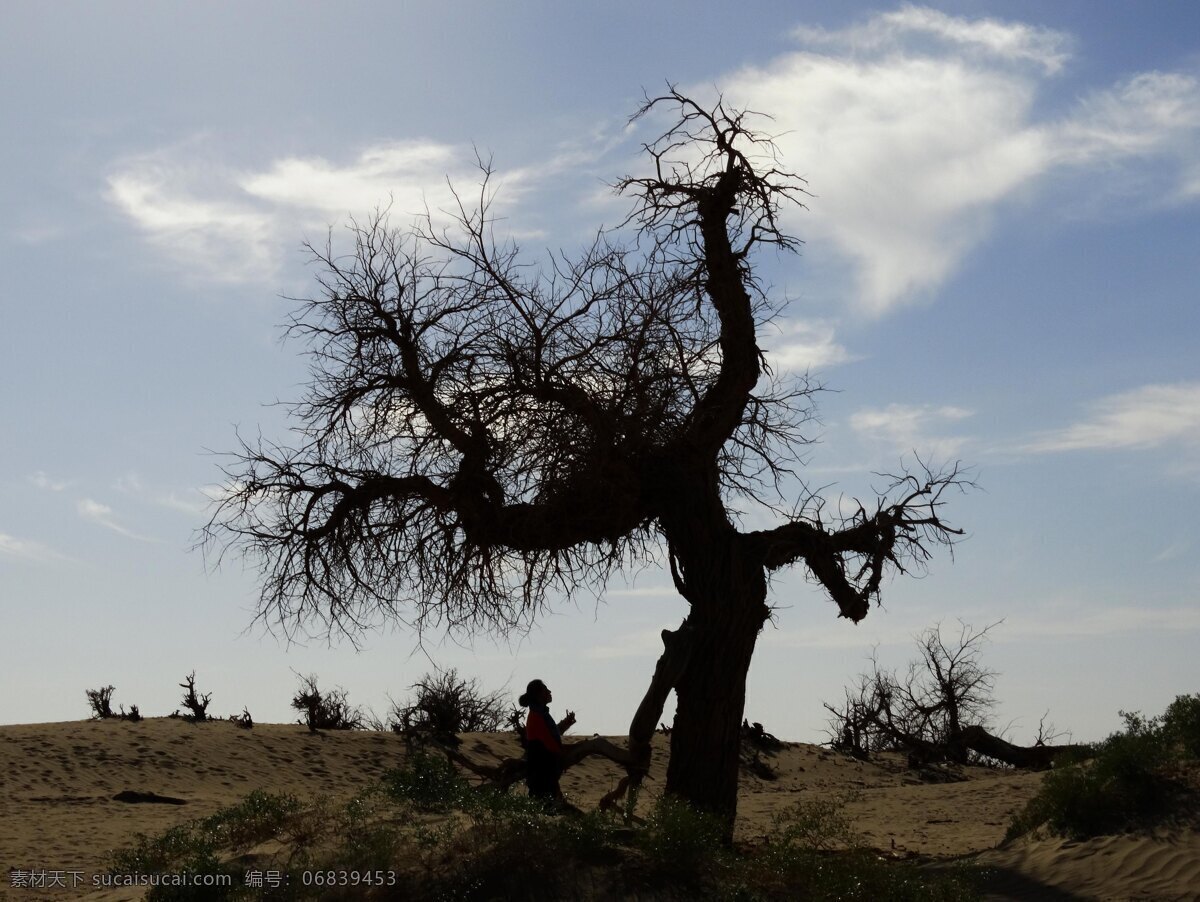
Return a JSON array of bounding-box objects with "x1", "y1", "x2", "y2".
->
[{"x1": 959, "y1": 725, "x2": 1089, "y2": 770}]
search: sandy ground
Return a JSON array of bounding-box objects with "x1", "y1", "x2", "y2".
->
[{"x1": 2, "y1": 718, "x2": 1197, "y2": 900}]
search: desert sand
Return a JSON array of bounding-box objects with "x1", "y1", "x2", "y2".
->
[{"x1": 2, "y1": 718, "x2": 1198, "y2": 900}]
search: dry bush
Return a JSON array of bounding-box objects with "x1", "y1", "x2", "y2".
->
[
  {"x1": 86, "y1": 685, "x2": 142, "y2": 722},
  {"x1": 391, "y1": 669, "x2": 511, "y2": 741},
  {"x1": 292, "y1": 673, "x2": 363, "y2": 732},
  {"x1": 86, "y1": 685, "x2": 116, "y2": 720}
]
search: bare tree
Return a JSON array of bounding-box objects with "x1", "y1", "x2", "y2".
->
[
  {"x1": 826, "y1": 622, "x2": 1085, "y2": 769},
  {"x1": 826, "y1": 621, "x2": 1000, "y2": 764},
  {"x1": 206, "y1": 88, "x2": 966, "y2": 829}
]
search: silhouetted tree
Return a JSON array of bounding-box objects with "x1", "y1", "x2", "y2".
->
[
  {"x1": 826, "y1": 622, "x2": 1085, "y2": 769},
  {"x1": 178, "y1": 671, "x2": 211, "y2": 723},
  {"x1": 207, "y1": 88, "x2": 966, "y2": 829}
]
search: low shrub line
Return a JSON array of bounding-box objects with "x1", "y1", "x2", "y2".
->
[{"x1": 108, "y1": 746, "x2": 982, "y2": 900}]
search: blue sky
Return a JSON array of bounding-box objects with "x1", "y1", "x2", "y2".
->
[{"x1": 3, "y1": 2, "x2": 1198, "y2": 744}]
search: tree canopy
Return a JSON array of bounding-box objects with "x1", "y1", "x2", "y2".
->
[{"x1": 207, "y1": 89, "x2": 967, "y2": 826}]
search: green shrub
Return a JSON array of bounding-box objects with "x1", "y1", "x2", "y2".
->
[
  {"x1": 109, "y1": 824, "x2": 214, "y2": 877},
  {"x1": 638, "y1": 795, "x2": 730, "y2": 881},
  {"x1": 109, "y1": 756, "x2": 983, "y2": 901},
  {"x1": 1162, "y1": 693, "x2": 1200, "y2": 758},
  {"x1": 734, "y1": 795, "x2": 978, "y2": 901},
  {"x1": 107, "y1": 792, "x2": 303, "y2": 901},
  {"x1": 203, "y1": 790, "x2": 303, "y2": 851},
  {"x1": 381, "y1": 747, "x2": 469, "y2": 811},
  {"x1": 551, "y1": 808, "x2": 623, "y2": 859},
  {"x1": 331, "y1": 792, "x2": 401, "y2": 871},
  {"x1": 108, "y1": 825, "x2": 241, "y2": 901},
  {"x1": 766, "y1": 794, "x2": 861, "y2": 853},
  {"x1": 1008, "y1": 701, "x2": 1192, "y2": 840}
]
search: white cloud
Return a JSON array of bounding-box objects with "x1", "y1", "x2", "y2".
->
[
  {"x1": 28, "y1": 471, "x2": 68, "y2": 492},
  {"x1": 710, "y1": 7, "x2": 1200, "y2": 314},
  {"x1": 11, "y1": 223, "x2": 67, "y2": 245},
  {"x1": 761, "y1": 319, "x2": 856, "y2": 372},
  {"x1": 114, "y1": 473, "x2": 210, "y2": 516},
  {"x1": 761, "y1": 621, "x2": 914, "y2": 651},
  {"x1": 77, "y1": 498, "x2": 160, "y2": 543},
  {"x1": 1024, "y1": 383, "x2": 1200, "y2": 454},
  {"x1": 1152, "y1": 541, "x2": 1189, "y2": 564},
  {"x1": 155, "y1": 491, "x2": 211, "y2": 516},
  {"x1": 1183, "y1": 160, "x2": 1200, "y2": 199},
  {"x1": 603, "y1": 587, "x2": 678, "y2": 599},
  {"x1": 109, "y1": 8, "x2": 1200, "y2": 309},
  {"x1": 107, "y1": 162, "x2": 278, "y2": 283},
  {"x1": 107, "y1": 140, "x2": 540, "y2": 284},
  {"x1": 850, "y1": 403, "x2": 973, "y2": 460},
  {"x1": 1054, "y1": 72, "x2": 1200, "y2": 166},
  {"x1": 0, "y1": 533, "x2": 66, "y2": 564},
  {"x1": 585, "y1": 626, "x2": 674, "y2": 660},
  {"x1": 239, "y1": 141, "x2": 499, "y2": 220},
  {"x1": 763, "y1": 600, "x2": 1200, "y2": 651},
  {"x1": 794, "y1": 4, "x2": 1071, "y2": 74}
]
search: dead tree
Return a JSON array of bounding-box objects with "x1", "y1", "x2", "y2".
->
[
  {"x1": 178, "y1": 672, "x2": 211, "y2": 723},
  {"x1": 206, "y1": 88, "x2": 966, "y2": 831},
  {"x1": 825, "y1": 622, "x2": 1086, "y2": 769}
]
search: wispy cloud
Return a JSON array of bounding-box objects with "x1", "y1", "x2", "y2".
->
[
  {"x1": 603, "y1": 587, "x2": 678, "y2": 599},
  {"x1": 794, "y1": 4, "x2": 1072, "y2": 74},
  {"x1": 1152, "y1": 541, "x2": 1189, "y2": 564},
  {"x1": 11, "y1": 223, "x2": 67, "y2": 246},
  {"x1": 109, "y1": 7, "x2": 1200, "y2": 312},
  {"x1": 107, "y1": 159, "x2": 278, "y2": 284},
  {"x1": 761, "y1": 320, "x2": 856, "y2": 373},
  {"x1": 762, "y1": 600, "x2": 1200, "y2": 652},
  {"x1": 761, "y1": 622, "x2": 916, "y2": 651},
  {"x1": 850, "y1": 403, "x2": 973, "y2": 460},
  {"x1": 1002, "y1": 604, "x2": 1200, "y2": 640},
  {"x1": 107, "y1": 140, "x2": 540, "y2": 285},
  {"x1": 585, "y1": 626, "x2": 674, "y2": 660},
  {"x1": 1023, "y1": 383, "x2": 1200, "y2": 454},
  {"x1": 77, "y1": 498, "x2": 160, "y2": 543},
  {"x1": 114, "y1": 473, "x2": 210, "y2": 516},
  {"x1": 28, "y1": 471, "x2": 69, "y2": 492},
  {"x1": 0, "y1": 533, "x2": 67, "y2": 564},
  {"x1": 712, "y1": 6, "x2": 1200, "y2": 314},
  {"x1": 1054, "y1": 72, "x2": 1200, "y2": 167},
  {"x1": 238, "y1": 141, "x2": 530, "y2": 222}
]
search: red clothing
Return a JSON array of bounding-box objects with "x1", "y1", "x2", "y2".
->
[{"x1": 525, "y1": 708, "x2": 562, "y2": 754}]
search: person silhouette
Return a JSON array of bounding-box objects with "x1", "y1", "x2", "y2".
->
[{"x1": 518, "y1": 679, "x2": 576, "y2": 804}]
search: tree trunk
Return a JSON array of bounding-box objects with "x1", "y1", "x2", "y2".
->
[
  {"x1": 662, "y1": 527, "x2": 769, "y2": 829},
  {"x1": 959, "y1": 725, "x2": 1090, "y2": 770}
]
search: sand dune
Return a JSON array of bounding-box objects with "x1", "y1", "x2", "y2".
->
[{"x1": 2, "y1": 718, "x2": 1196, "y2": 900}]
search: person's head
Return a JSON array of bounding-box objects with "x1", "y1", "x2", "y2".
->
[{"x1": 518, "y1": 679, "x2": 552, "y2": 707}]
